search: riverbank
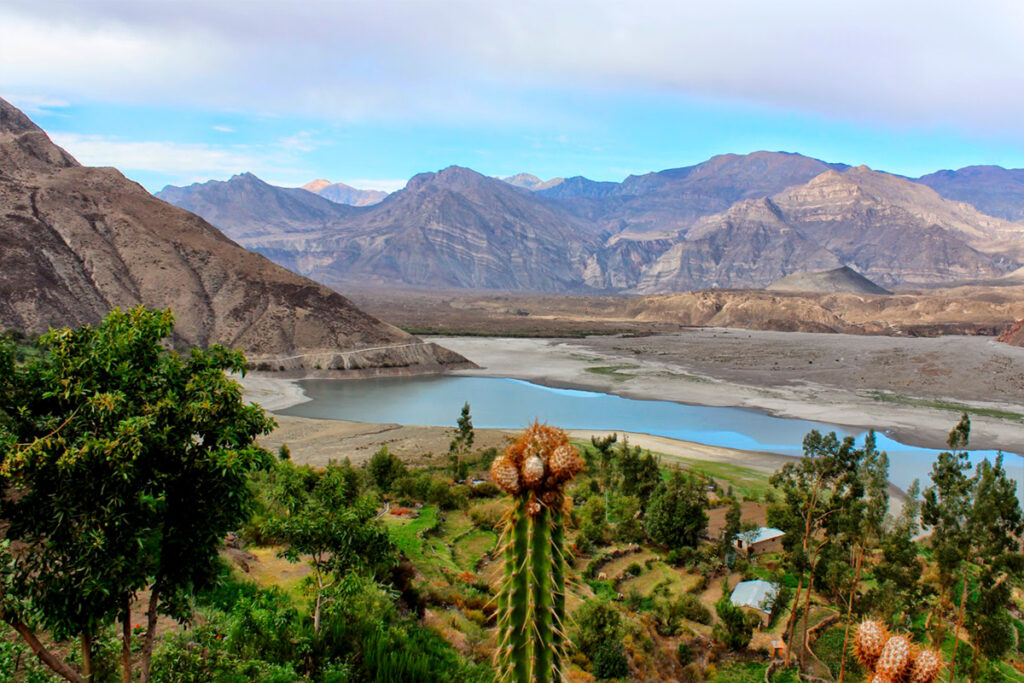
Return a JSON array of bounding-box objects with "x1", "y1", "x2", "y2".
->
[{"x1": 430, "y1": 332, "x2": 1024, "y2": 453}]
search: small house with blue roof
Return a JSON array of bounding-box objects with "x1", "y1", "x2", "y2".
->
[{"x1": 729, "y1": 579, "x2": 779, "y2": 627}]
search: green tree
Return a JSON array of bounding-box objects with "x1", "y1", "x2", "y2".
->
[
  {"x1": 448, "y1": 402, "x2": 474, "y2": 480},
  {"x1": 613, "y1": 441, "x2": 661, "y2": 504},
  {"x1": 868, "y1": 480, "x2": 927, "y2": 630},
  {"x1": 270, "y1": 497, "x2": 396, "y2": 635},
  {"x1": 713, "y1": 587, "x2": 754, "y2": 650},
  {"x1": 0, "y1": 307, "x2": 274, "y2": 683},
  {"x1": 580, "y1": 496, "x2": 609, "y2": 549},
  {"x1": 644, "y1": 471, "x2": 708, "y2": 550},
  {"x1": 573, "y1": 600, "x2": 626, "y2": 678},
  {"x1": 367, "y1": 445, "x2": 406, "y2": 492},
  {"x1": 768, "y1": 430, "x2": 862, "y2": 668}
]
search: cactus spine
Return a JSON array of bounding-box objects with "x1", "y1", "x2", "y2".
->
[
  {"x1": 492, "y1": 423, "x2": 584, "y2": 683},
  {"x1": 853, "y1": 620, "x2": 943, "y2": 683}
]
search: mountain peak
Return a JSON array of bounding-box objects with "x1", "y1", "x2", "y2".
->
[{"x1": 0, "y1": 96, "x2": 80, "y2": 175}]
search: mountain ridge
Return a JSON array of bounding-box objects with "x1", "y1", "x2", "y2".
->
[{"x1": 0, "y1": 96, "x2": 468, "y2": 373}]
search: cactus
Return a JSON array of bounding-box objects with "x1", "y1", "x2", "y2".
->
[
  {"x1": 853, "y1": 620, "x2": 943, "y2": 683},
  {"x1": 492, "y1": 423, "x2": 585, "y2": 683}
]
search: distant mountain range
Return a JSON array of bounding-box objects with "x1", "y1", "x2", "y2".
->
[
  {"x1": 301, "y1": 179, "x2": 388, "y2": 206},
  {"x1": 0, "y1": 96, "x2": 467, "y2": 372},
  {"x1": 157, "y1": 151, "x2": 1024, "y2": 294}
]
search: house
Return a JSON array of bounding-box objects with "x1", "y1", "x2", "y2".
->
[
  {"x1": 734, "y1": 527, "x2": 785, "y2": 556},
  {"x1": 729, "y1": 579, "x2": 779, "y2": 628}
]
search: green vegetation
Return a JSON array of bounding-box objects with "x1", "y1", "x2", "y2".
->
[
  {"x1": 583, "y1": 363, "x2": 639, "y2": 380},
  {"x1": 867, "y1": 390, "x2": 1024, "y2": 421},
  {"x1": 1, "y1": 310, "x2": 1022, "y2": 682}
]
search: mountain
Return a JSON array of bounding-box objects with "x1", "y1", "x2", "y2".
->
[
  {"x1": 156, "y1": 173, "x2": 357, "y2": 240},
  {"x1": 771, "y1": 166, "x2": 1023, "y2": 286},
  {"x1": 301, "y1": 179, "x2": 389, "y2": 206},
  {"x1": 501, "y1": 173, "x2": 564, "y2": 192},
  {"x1": 997, "y1": 318, "x2": 1024, "y2": 346},
  {"x1": 244, "y1": 166, "x2": 604, "y2": 291},
  {"x1": 766, "y1": 266, "x2": 892, "y2": 295},
  {"x1": 0, "y1": 96, "x2": 467, "y2": 372},
  {"x1": 157, "y1": 152, "x2": 1024, "y2": 294},
  {"x1": 917, "y1": 166, "x2": 1024, "y2": 222}
]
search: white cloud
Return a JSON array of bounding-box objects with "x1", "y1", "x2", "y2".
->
[
  {"x1": 48, "y1": 133, "x2": 259, "y2": 176},
  {"x1": 212, "y1": 125, "x2": 235, "y2": 133},
  {"x1": 4, "y1": 93, "x2": 70, "y2": 115},
  {"x1": 3, "y1": 1, "x2": 1024, "y2": 134}
]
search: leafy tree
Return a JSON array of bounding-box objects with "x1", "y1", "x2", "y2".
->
[
  {"x1": 590, "y1": 433, "x2": 617, "y2": 480},
  {"x1": 367, "y1": 445, "x2": 406, "y2": 492},
  {"x1": 768, "y1": 430, "x2": 863, "y2": 668},
  {"x1": 644, "y1": 471, "x2": 708, "y2": 550},
  {"x1": 613, "y1": 441, "x2": 661, "y2": 504},
  {"x1": 922, "y1": 417, "x2": 1023, "y2": 680},
  {"x1": 447, "y1": 401, "x2": 474, "y2": 480},
  {"x1": 580, "y1": 496, "x2": 609, "y2": 549},
  {"x1": 609, "y1": 494, "x2": 646, "y2": 544},
  {"x1": 573, "y1": 600, "x2": 627, "y2": 678},
  {"x1": 868, "y1": 480, "x2": 927, "y2": 630},
  {"x1": 713, "y1": 588, "x2": 754, "y2": 650},
  {"x1": 269, "y1": 498, "x2": 396, "y2": 635},
  {"x1": 0, "y1": 307, "x2": 274, "y2": 683}
]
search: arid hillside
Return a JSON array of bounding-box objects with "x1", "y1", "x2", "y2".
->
[{"x1": 0, "y1": 97, "x2": 467, "y2": 372}]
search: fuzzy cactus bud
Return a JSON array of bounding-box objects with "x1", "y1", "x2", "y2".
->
[
  {"x1": 522, "y1": 455, "x2": 545, "y2": 489},
  {"x1": 876, "y1": 634, "x2": 913, "y2": 681},
  {"x1": 909, "y1": 649, "x2": 942, "y2": 683},
  {"x1": 490, "y1": 456, "x2": 521, "y2": 494},
  {"x1": 548, "y1": 444, "x2": 584, "y2": 482},
  {"x1": 854, "y1": 620, "x2": 889, "y2": 669}
]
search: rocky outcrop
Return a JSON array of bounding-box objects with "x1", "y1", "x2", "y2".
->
[
  {"x1": 997, "y1": 318, "x2": 1024, "y2": 346},
  {"x1": 0, "y1": 96, "x2": 469, "y2": 373}
]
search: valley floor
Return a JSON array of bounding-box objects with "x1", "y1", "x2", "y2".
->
[{"x1": 241, "y1": 327, "x2": 1024, "y2": 463}]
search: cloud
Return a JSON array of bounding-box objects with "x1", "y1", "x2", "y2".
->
[
  {"x1": 3, "y1": 1, "x2": 1024, "y2": 134},
  {"x1": 277, "y1": 131, "x2": 323, "y2": 152},
  {"x1": 212, "y1": 125, "x2": 235, "y2": 133},
  {"x1": 49, "y1": 134, "x2": 259, "y2": 176},
  {"x1": 4, "y1": 93, "x2": 70, "y2": 115}
]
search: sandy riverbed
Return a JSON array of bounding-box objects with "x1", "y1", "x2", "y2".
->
[
  {"x1": 239, "y1": 328, "x2": 1023, "y2": 482},
  {"x1": 431, "y1": 331, "x2": 1024, "y2": 452}
]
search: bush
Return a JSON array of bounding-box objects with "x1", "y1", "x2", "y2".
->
[
  {"x1": 469, "y1": 481, "x2": 500, "y2": 498},
  {"x1": 591, "y1": 640, "x2": 629, "y2": 680},
  {"x1": 677, "y1": 593, "x2": 712, "y2": 625},
  {"x1": 469, "y1": 500, "x2": 506, "y2": 529},
  {"x1": 677, "y1": 640, "x2": 693, "y2": 665}
]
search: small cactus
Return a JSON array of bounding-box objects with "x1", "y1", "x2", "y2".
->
[
  {"x1": 854, "y1": 620, "x2": 942, "y2": 683},
  {"x1": 492, "y1": 422, "x2": 585, "y2": 683}
]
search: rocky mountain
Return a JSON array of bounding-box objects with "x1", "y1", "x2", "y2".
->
[
  {"x1": 501, "y1": 173, "x2": 563, "y2": 192},
  {"x1": 301, "y1": 179, "x2": 388, "y2": 206},
  {"x1": 0, "y1": 96, "x2": 467, "y2": 372},
  {"x1": 244, "y1": 166, "x2": 604, "y2": 291},
  {"x1": 917, "y1": 165, "x2": 1024, "y2": 222},
  {"x1": 766, "y1": 266, "x2": 892, "y2": 295},
  {"x1": 156, "y1": 173, "x2": 360, "y2": 240},
  {"x1": 157, "y1": 152, "x2": 1024, "y2": 294}
]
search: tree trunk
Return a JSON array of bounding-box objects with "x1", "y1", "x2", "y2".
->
[
  {"x1": 800, "y1": 568, "x2": 817, "y2": 669},
  {"x1": 947, "y1": 568, "x2": 970, "y2": 683},
  {"x1": 4, "y1": 615, "x2": 86, "y2": 683},
  {"x1": 122, "y1": 595, "x2": 133, "y2": 683},
  {"x1": 81, "y1": 632, "x2": 93, "y2": 682},
  {"x1": 139, "y1": 586, "x2": 161, "y2": 683},
  {"x1": 837, "y1": 545, "x2": 865, "y2": 683},
  {"x1": 783, "y1": 575, "x2": 804, "y2": 667}
]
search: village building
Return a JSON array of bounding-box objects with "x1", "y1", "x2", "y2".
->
[
  {"x1": 729, "y1": 579, "x2": 779, "y2": 628},
  {"x1": 734, "y1": 526, "x2": 785, "y2": 556}
]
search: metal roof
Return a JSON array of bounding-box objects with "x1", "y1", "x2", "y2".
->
[
  {"x1": 730, "y1": 580, "x2": 779, "y2": 612},
  {"x1": 737, "y1": 527, "x2": 785, "y2": 545}
]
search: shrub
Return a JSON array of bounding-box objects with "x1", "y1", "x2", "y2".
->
[
  {"x1": 469, "y1": 500, "x2": 506, "y2": 529},
  {"x1": 677, "y1": 640, "x2": 693, "y2": 665},
  {"x1": 591, "y1": 640, "x2": 629, "y2": 680}
]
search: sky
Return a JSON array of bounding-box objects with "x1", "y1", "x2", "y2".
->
[{"x1": 3, "y1": 0, "x2": 1024, "y2": 193}]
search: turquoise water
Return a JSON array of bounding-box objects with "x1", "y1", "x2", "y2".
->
[{"x1": 279, "y1": 375, "x2": 1023, "y2": 495}]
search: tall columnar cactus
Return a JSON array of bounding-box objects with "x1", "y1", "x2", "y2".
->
[
  {"x1": 492, "y1": 423, "x2": 585, "y2": 683},
  {"x1": 853, "y1": 620, "x2": 943, "y2": 683}
]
